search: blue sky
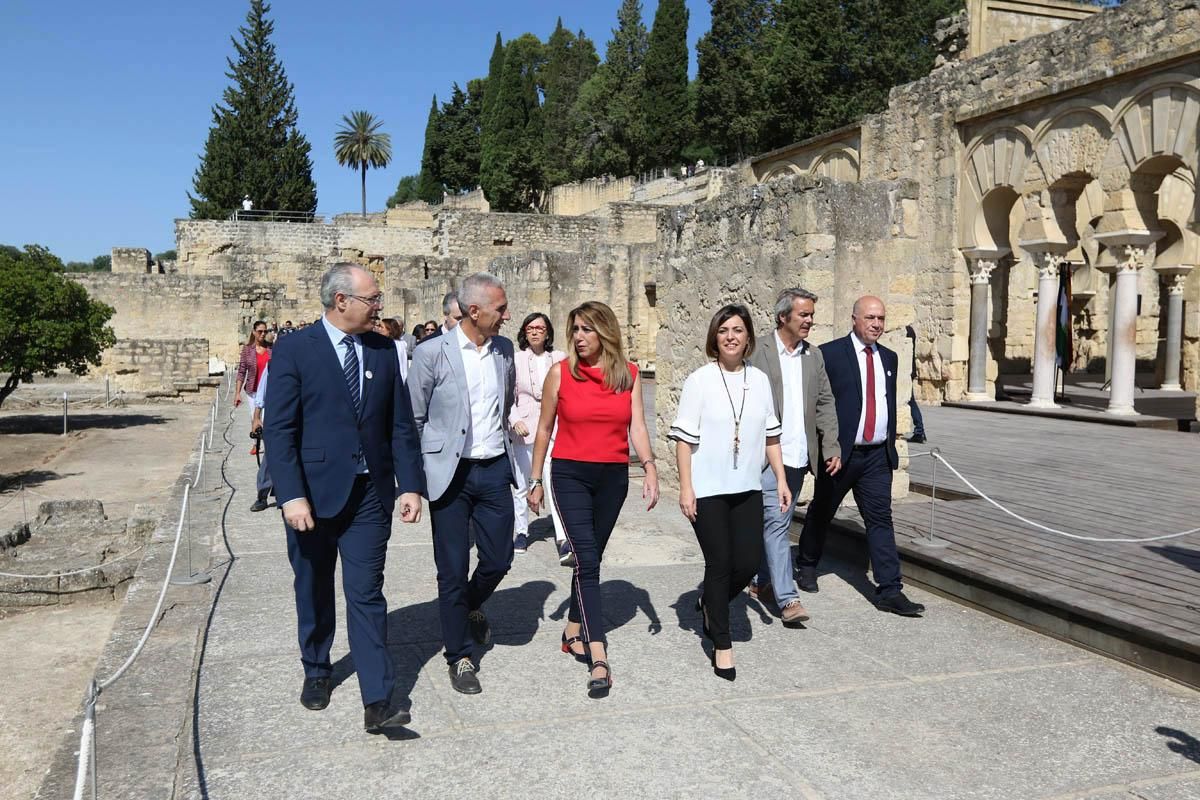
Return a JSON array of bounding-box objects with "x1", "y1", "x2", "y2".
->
[{"x1": 0, "y1": 0, "x2": 711, "y2": 262}]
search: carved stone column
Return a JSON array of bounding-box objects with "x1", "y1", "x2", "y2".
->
[
  {"x1": 1028, "y1": 252, "x2": 1067, "y2": 408},
  {"x1": 1105, "y1": 245, "x2": 1149, "y2": 414},
  {"x1": 965, "y1": 257, "x2": 997, "y2": 400},
  {"x1": 1159, "y1": 272, "x2": 1189, "y2": 391}
]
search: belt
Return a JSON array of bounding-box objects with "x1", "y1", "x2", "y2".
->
[
  {"x1": 465, "y1": 454, "x2": 505, "y2": 465},
  {"x1": 852, "y1": 442, "x2": 887, "y2": 451}
]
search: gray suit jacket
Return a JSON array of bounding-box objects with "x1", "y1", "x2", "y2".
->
[
  {"x1": 749, "y1": 332, "x2": 839, "y2": 473},
  {"x1": 408, "y1": 330, "x2": 518, "y2": 502}
]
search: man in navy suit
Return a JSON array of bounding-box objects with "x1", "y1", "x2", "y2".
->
[
  {"x1": 265, "y1": 263, "x2": 426, "y2": 732},
  {"x1": 796, "y1": 295, "x2": 926, "y2": 617}
]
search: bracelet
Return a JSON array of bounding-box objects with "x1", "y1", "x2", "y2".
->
[
  {"x1": 529, "y1": 478, "x2": 544, "y2": 489},
  {"x1": 642, "y1": 458, "x2": 657, "y2": 468}
]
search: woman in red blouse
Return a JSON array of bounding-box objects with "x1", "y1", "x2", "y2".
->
[
  {"x1": 528, "y1": 301, "x2": 659, "y2": 698},
  {"x1": 235, "y1": 321, "x2": 271, "y2": 452}
]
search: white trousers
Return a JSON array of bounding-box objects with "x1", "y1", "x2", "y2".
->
[{"x1": 512, "y1": 441, "x2": 564, "y2": 543}]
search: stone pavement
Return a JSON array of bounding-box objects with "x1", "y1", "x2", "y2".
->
[{"x1": 181, "y1": 414, "x2": 1200, "y2": 800}]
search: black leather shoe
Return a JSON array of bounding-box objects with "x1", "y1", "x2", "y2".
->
[
  {"x1": 467, "y1": 609, "x2": 491, "y2": 646},
  {"x1": 300, "y1": 677, "x2": 331, "y2": 710},
  {"x1": 449, "y1": 658, "x2": 482, "y2": 694},
  {"x1": 250, "y1": 498, "x2": 269, "y2": 512},
  {"x1": 797, "y1": 566, "x2": 819, "y2": 593},
  {"x1": 876, "y1": 592, "x2": 926, "y2": 617},
  {"x1": 908, "y1": 434, "x2": 927, "y2": 444},
  {"x1": 364, "y1": 701, "x2": 411, "y2": 732}
]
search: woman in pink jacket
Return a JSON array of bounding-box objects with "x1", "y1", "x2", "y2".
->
[{"x1": 510, "y1": 312, "x2": 569, "y2": 563}]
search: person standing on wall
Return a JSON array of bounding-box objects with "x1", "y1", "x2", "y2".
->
[
  {"x1": 235, "y1": 320, "x2": 271, "y2": 453},
  {"x1": 671, "y1": 304, "x2": 791, "y2": 681},
  {"x1": 795, "y1": 296, "x2": 926, "y2": 617},
  {"x1": 264, "y1": 263, "x2": 425, "y2": 733},
  {"x1": 408, "y1": 273, "x2": 520, "y2": 696},
  {"x1": 509, "y1": 312, "x2": 570, "y2": 563},
  {"x1": 528, "y1": 301, "x2": 660, "y2": 699},
  {"x1": 747, "y1": 288, "x2": 841, "y2": 626}
]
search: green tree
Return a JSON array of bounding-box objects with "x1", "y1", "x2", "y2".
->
[
  {"x1": 541, "y1": 20, "x2": 599, "y2": 186},
  {"x1": 386, "y1": 175, "x2": 420, "y2": 207},
  {"x1": 63, "y1": 254, "x2": 113, "y2": 273},
  {"x1": 438, "y1": 80, "x2": 485, "y2": 194},
  {"x1": 189, "y1": 0, "x2": 317, "y2": 218},
  {"x1": 479, "y1": 34, "x2": 547, "y2": 211},
  {"x1": 153, "y1": 250, "x2": 177, "y2": 262},
  {"x1": 695, "y1": 0, "x2": 773, "y2": 161},
  {"x1": 334, "y1": 110, "x2": 393, "y2": 217},
  {"x1": 569, "y1": 0, "x2": 649, "y2": 178},
  {"x1": 641, "y1": 0, "x2": 691, "y2": 171},
  {"x1": 415, "y1": 96, "x2": 444, "y2": 203},
  {"x1": 0, "y1": 245, "x2": 116, "y2": 408}
]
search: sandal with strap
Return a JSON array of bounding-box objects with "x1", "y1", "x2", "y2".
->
[
  {"x1": 587, "y1": 660, "x2": 612, "y2": 699},
  {"x1": 560, "y1": 632, "x2": 588, "y2": 664}
]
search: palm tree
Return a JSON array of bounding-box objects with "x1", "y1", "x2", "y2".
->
[{"x1": 334, "y1": 111, "x2": 392, "y2": 217}]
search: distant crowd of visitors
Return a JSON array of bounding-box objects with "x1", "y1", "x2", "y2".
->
[{"x1": 234, "y1": 263, "x2": 929, "y2": 733}]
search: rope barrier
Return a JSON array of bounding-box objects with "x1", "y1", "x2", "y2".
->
[{"x1": 909, "y1": 449, "x2": 1200, "y2": 543}]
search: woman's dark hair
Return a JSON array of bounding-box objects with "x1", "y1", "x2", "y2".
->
[
  {"x1": 704, "y1": 304, "x2": 756, "y2": 361},
  {"x1": 245, "y1": 319, "x2": 269, "y2": 346},
  {"x1": 411, "y1": 324, "x2": 425, "y2": 339},
  {"x1": 380, "y1": 318, "x2": 402, "y2": 339},
  {"x1": 423, "y1": 320, "x2": 438, "y2": 331},
  {"x1": 516, "y1": 312, "x2": 555, "y2": 351}
]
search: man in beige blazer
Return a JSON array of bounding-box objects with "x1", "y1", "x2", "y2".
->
[{"x1": 748, "y1": 287, "x2": 841, "y2": 624}]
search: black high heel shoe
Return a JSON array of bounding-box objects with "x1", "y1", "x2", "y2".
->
[
  {"x1": 710, "y1": 650, "x2": 736, "y2": 682},
  {"x1": 561, "y1": 632, "x2": 588, "y2": 664},
  {"x1": 587, "y1": 661, "x2": 612, "y2": 699}
]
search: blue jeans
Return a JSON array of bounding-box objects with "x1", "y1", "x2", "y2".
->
[{"x1": 757, "y1": 465, "x2": 806, "y2": 608}]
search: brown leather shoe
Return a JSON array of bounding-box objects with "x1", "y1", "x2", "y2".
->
[
  {"x1": 781, "y1": 600, "x2": 810, "y2": 625},
  {"x1": 749, "y1": 582, "x2": 774, "y2": 606}
]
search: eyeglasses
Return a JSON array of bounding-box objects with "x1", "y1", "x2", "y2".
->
[
  {"x1": 347, "y1": 294, "x2": 384, "y2": 307},
  {"x1": 525, "y1": 325, "x2": 547, "y2": 332},
  {"x1": 253, "y1": 329, "x2": 267, "y2": 335}
]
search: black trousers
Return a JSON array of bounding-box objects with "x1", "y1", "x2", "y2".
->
[
  {"x1": 691, "y1": 490, "x2": 764, "y2": 650},
  {"x1": 550, "y1": 459, "x2": 629, "y2": 646},
  {"x1": 797, "y1": 444, "x2": 903, "y2": 597}
]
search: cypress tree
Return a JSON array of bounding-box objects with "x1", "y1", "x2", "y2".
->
[
  {"x1": 416, "y1": 95, "x2": 444, "y2": 203},
  {"x1": 189, "y1": 0, "x2": 316, "y2": 218},
  {"x1": 640, "y1": 0, "x2": 691, "y2": 171},
  {"x1": 479, "y1": 34, "x2": 546, "y2": 211},
  {"x1": 695, "y1": 0, "x2": 773, "y2": 162},
  {"x1": 542, "y1": 20, "x2": 599, "y2": 187},
  {"x1": 439, "y1": 80, "x2": 484, "y2": 194}
]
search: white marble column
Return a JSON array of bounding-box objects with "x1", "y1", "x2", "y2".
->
[
  {"x1": 1106, "y1": 246, "x2": 1147, "y2": 415},
  {"x1": 1160, "y1": 273, "x2": 1188, "y2": 391},
  {"x1": 1029, "y1": 252, "x2": 1066, "y2": 408},
  {"x1": 965, "y1": 258, "x2": 997, "y2": 400}
]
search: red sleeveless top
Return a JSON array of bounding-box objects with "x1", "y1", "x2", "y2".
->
[{"x1": 552, "y1": 361, "x2": 637, "y2": 463}]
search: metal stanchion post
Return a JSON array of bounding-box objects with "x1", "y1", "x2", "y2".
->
[
  {"x1": 62, "y1": 392, "x2": 69, "y2": 435},
  {"x1": 105, "y1": 375, "x2": 111, "y2": 407},
  {"x1": 171, "y1": 481, "x2": 211, "y2": 586},
  {"x1": 913, "y1": 448, "x2": 948, "y2": 548}
]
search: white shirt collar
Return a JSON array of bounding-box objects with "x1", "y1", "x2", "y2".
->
[
  {"x1": 321, "y1": 315, "x2": 357, "y2": 347},
  {"x1": 455, "y1": 323, "x2": 492, "y2": 354},
  {"x1": 775, "y1": 331, "x2": 807, "y2": 357},
  {"x1": 849, "y1": 331, "x2": 873, "y2": 353}
]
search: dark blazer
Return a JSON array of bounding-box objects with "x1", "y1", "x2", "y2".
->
[
  {"x1": 264, "y1": 321, "x2": 426, "y2": 517},
  {"x1": 819, "y1": 334, "x2": 899, "y2": 470}
]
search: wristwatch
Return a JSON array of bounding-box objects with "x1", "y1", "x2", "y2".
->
[{"x1": 529, "y1": 478, "x2": 543, "y2": 490}]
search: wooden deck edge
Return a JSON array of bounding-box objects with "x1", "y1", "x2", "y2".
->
[
  {"x1": 940, "y1": 401, "x2": 1181, "y2": 430},
  {"x1": 815, "y1": 519, "x2": 1200, "y2": 691}
]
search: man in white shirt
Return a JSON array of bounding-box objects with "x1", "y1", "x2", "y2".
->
[
  {"x1": 408, "y1": 273, "x2": 519, "y2": 695},
  {"x1": 796, "y1": 296, "x2": 925, "y2": 617},
  {"x1": 748, "y1": 288, "x2": 841, "y2": 625}
]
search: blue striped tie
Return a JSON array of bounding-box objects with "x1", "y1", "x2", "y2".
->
[{"x1": 341, "y1": 335, "x2": 361, "y2": 414}]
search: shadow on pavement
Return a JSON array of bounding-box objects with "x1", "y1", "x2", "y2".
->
[
  {"x1": 0, "y1": 412, "x2": 170, "y2": 434},
  {"x1": 1147, "y1": 545, "x2": 1200, "y2": 574},
  {"x1": 0, "y1": 469, "x2": 80, "y2": 492},
  {"x1": 1156, "y1": 726, "x2": 1200, "y2": 764}
]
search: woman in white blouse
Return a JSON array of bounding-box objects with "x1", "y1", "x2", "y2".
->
[
  {"x1": 509, "y1": 312, "x2": 569, "y2": 561},
  {"x1": 670, "y1": 304, "x2": 792, "y2": 681}
]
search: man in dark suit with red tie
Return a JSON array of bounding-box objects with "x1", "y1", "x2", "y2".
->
[
  {"x1": 265, "y1": 263, "x2": 426, "y2": 732},
  {"x1": 796, "y1": 295, "x2": 926, "y2": 616}
]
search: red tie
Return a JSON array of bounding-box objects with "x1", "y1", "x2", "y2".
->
[{"x1": 863, "y1": 346, "x2": 876, "y2": 442}]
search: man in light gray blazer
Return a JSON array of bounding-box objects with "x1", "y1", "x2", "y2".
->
[
  {"x1": 748, "y1": 287, "x2": 841, "y2": 625},
  {"x1": 408, "y1": 273, "x2": 518, "y2": 695}
]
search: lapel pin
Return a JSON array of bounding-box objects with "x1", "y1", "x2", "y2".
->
[
  {"x1": 886, "y1": 370, "x2": 892, "y2": 377},
  {"x1": 365, "y1": 370, "x2": 373, "y2": 380}
]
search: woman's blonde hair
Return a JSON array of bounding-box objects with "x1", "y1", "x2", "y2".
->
[{"x1": 565, "y1": 301, "x2": 633, "y2": 393}]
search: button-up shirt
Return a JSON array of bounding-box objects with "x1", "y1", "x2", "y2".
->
[
  {"x1": 850, "y1": 331, "x2": 889, "y2": 445},
  {"x1": 456, "y1": 325, "x2": 506, "y2": 459},
  {"x1": 775, "y1": 332, "x2": 808, "y2": 469},
  {"x1": 321, "y1": 315, "x2": 368, "y2": 473}
]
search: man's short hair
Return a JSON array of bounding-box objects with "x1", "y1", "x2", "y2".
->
[
  {"x1": 775, "y1": 287, "x2": 819, "y2": 328},
  {"x1": 441, "y1": 291, "x2": 459, "y2": 315},
  {"x1": 319, "y1": 263, "x2": 362, "y2": 309},
  {"x1": 458, "y1": 273, "x2": 505, "y2": 310}
]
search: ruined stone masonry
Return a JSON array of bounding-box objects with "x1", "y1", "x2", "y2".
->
[{"x1": 77, "y1": 0, "x2": 1199, "y2": 472}]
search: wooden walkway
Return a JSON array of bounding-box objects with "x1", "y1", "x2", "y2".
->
[{"x1": 815, "y1": 406, "x2": 1200, "y2": 686}]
